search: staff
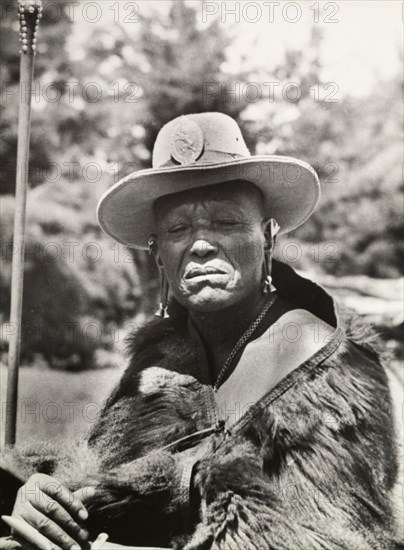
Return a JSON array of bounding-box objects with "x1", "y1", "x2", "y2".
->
[{"x1": 5, "y1": 0, "x2": 42, "y2": 446}]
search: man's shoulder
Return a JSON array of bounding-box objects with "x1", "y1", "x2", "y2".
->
[
  {"x1": 254, "y1": 306, "x2": 339, "y2": 378},
  {"x1": 272, "y1": 307, "x2": 336, "y2": 352},
  {"x1": 266, "y1": 302, "x2": 392, "y2": 402}
]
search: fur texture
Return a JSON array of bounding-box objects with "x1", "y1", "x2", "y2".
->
[{"x1": 1, "y1": 262, "x2": 401, "y2": 549}]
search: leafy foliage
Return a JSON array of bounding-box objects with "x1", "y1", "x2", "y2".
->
[
  {"x1": 1, "y1": 178, "x2": 139, "y2": 369},
  {"x1": 0, "y1": 0, "x2": 401, "y2": 369}
]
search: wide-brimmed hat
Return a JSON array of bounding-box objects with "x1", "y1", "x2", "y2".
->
[{"x1": 97, "y1": 112, "x2": 320, "y2": 249}]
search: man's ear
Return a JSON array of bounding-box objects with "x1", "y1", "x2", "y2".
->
[{"x1": 262, "y1": 218, "x2": 280, "y2": 249}]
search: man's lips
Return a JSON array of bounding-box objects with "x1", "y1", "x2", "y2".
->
[{"x1": 183, "y1": 262, "x2": 229, "y2": 280}]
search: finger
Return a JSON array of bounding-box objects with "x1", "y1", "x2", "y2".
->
[
  {"x1": 0, "y1": 537, "x2": 23, "y2": 550},
  {"x1": 18, "y1": 505, "x2": 79, "y2": 550},
  {"x1": 73, "y1": 487, "x2": 96, "y2": 507},
  {"x1": 2, "y1": 516, "x2": 54, "y2": 550},
  {"x1": 40, "y1": 481, "x2": 88, "y2": 523},
  {"x1": 1, "y1": 535, "x2": 44, "y2": 550},
  {"x1": 27, "y1": 494, "x2": 88, "y2": 543}
]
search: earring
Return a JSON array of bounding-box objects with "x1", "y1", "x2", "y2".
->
[
  {"x1": 156, "y1": 268, "x2": 170, "y2": 318},
  {"x1": 148, "y1": 235, "x2": 170, "y2": 319},
  {"x1": 262, "y1": 254, "x2": 272, "y2": 294},
  {"x1": 262, "y1": 219, "x2": 279, "y2": 294}
]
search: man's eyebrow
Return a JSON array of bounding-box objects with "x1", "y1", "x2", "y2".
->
[
  {"x1": 156, "y1": 196, "x2": 250, "y2": 224},
  {"x1": 158, "y1": 210, "x2": 188, "y2": 228},
  {"x1": 163, "y1": 213, "x2": 186, "y2": 224}
]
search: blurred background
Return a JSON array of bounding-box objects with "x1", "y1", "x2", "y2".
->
[{"x1": 0, "y1": 0, "x2": 402, "y2": 444}]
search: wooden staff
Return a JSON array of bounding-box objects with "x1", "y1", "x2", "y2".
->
[{"x1": 5, "y1": 0, "x2": 42, "y2": 446}]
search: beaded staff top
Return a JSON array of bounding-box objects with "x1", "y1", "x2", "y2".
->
[{"x1": 18, "y1": 0, "x2": 42, "y2": 55}]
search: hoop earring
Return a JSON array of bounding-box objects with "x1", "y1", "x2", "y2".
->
[{"x1": 148, "y1": 235, "x2": 170, "y2": 319}]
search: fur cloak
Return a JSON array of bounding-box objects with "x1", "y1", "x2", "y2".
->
[{"x1": 1, "y1": 262, "x2": 402, "y2": 549}]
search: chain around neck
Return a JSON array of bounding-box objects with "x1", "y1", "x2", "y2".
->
[{"x1": 213, "y1": 292, "x2": 278, "y2": 391}]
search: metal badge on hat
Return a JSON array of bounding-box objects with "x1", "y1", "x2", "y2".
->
[{"x1": 169, "y1": 118, "x2": 204, "y2": 165}]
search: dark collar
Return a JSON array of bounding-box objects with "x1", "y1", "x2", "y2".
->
[{"x1": 272, "y1": 259, "x2": 339, "y2": 329}]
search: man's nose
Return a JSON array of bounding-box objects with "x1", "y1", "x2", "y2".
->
[{"x1": 189, "y1": 239, "x2": 217, "y2": 258}]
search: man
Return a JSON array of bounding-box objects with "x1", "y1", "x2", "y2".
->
[{"x1": 1, "y1": 113, "x2": 401, "y2": 549}]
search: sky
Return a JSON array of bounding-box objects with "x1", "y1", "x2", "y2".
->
[
  {"x1": 225, "y1": 1, "x2": 401, "y2": 96},
  {"x1": 68, "y1": 0, "x2": 402, "y2": 97}
]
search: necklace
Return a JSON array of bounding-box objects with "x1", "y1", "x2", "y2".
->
[{"x1": 213, "y1": 292, "x2": 278, "y2": 391}]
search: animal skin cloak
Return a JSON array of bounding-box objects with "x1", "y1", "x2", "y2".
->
[{"x1": 0, "y1": 261, "x2": 402, "y2": 550}]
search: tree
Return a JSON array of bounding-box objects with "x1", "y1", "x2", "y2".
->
[
  {"x1": 0, "y1": 0, "x2": 77, "y2": 193},
  {"x1": 77, "y1": 0, "x2": 258, "y2": 313}
]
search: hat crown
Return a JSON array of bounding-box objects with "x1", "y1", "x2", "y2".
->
[{"x1": 152, "y1": 112, "x2": 251, "y2": 168}]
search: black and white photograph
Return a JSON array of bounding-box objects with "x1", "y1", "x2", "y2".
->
[{"x1": 0, "y1": 1, "x2": 403, "y2": 548}]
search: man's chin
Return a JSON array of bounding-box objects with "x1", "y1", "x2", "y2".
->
[{"x1": 181, "y1": 287, "x2": 236, "y2": 313}]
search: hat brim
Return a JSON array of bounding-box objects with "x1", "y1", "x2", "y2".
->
[{"x1": 97, "y1": 155, "x2": 320, "y2": 249}]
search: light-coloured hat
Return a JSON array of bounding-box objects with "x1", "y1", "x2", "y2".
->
[{"x1": 97, "y1": 112, "x2": 320, "y2": 249}]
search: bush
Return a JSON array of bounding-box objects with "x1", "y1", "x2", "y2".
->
[{"x1": 1, "y1": 178, "x2": 140, "y2": 370}]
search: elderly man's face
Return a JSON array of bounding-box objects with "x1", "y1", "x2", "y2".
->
[{"x1": 153, "y1": 181, "x2": 268, "y2": 313}]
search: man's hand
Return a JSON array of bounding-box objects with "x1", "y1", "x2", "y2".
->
[{"x1": 10, "y1": 473, "x2": 94, "y2": 550}]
